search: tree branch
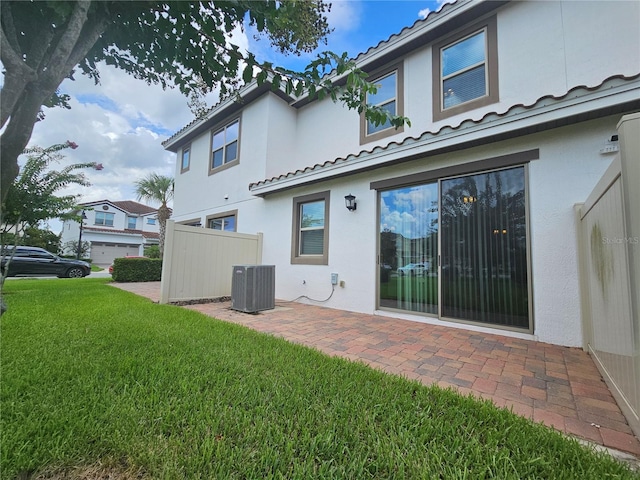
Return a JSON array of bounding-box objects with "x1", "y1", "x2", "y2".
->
[
  {"x1": 0, "y1": 1, "x2": 20, "y2": 53},
  {"x1": 41, "y1": 0, "x2": 92, "y2": 87},
  {"x1": 0, "y1": 29, "x2": 37, "y2": 128},
  {"x1": 62, "y1": 10, "x2": 110, "y2": 81}
]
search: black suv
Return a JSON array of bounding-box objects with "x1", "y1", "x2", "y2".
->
[{"x1": 1, "y1": 246, "x2": 91, "y2": 278}]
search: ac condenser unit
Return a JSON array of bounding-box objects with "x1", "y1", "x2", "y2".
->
[{"x1": 231, "y1": 265, "x2": 275, "y2": 313}]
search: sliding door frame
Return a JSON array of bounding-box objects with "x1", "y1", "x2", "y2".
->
[{"x1": 374, "y1": 149, "x2": 537, "y2": 333}]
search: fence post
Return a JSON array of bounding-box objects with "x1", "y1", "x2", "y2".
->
[{"x1": 256, "y1": 232, "x2": 264, "y2": 264}]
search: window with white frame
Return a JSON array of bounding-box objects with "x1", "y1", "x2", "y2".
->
[
  {"x1": 432, "y1": 16, "x2": 498, "y2": 121},
  {"x1": 360, "y1": 64, "x2": 404, "y2": 144},
  {"x1": 95, "y1": 211, "x2": 115, "y2": 226},
  {"x1": 127, "y1": 216, "x2": 137, "y2": 229},
  {"x1": 209, "y1": 119, "x2": 239, "y2": 174},
  {"x1": 291, "y1": 191, "x2": 330, "y2": 265},
  {"x1": 147, "y1": 218, "x2": 156, "y2": 225},
  {"x1": 181, "y1": 145, "x2": 191, "y2": 173},
  {"x1": 207, "y1": 212, "x2": 237, "y2": 232}
]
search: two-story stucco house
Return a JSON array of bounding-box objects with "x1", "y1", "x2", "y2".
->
[
  {"x1": 60, "y1": 200, "x2": 159, "y2": 264},
  {"x1": 162, "y1": 0, "x2": 639, "y2": 348}
]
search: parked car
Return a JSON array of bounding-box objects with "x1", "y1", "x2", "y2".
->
[
  {"x1": 397, "y1": 262, "x2": 431, "y2": 276},
  {"x1": 1, "y1": 246, "x2": 91, "y2": 278}
]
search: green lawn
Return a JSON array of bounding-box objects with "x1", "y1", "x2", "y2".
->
[{"x1": 1, "y1": 279, "x2": 636, "y2": 479}]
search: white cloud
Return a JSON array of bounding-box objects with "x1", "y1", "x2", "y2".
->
[
  {"x1": 326, "y1": 1, "x2": 362, "y2": 33},
  {"x1": 418, "y1": 8, "x2": 431, "y2": 19},
  {"x1": 19, "y1": 23, "x2": 251, "y2": 235},
  {"x1": 25, "y1": 69, "x2": 181, "y2": 237},
  {"x1": 436, "y1": 0, "x2": 455, "y2": 10}
]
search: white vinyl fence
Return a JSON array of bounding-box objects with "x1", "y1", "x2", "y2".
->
[
  {"x1": 160, "y1": 221, "x2": 263, "y2": 304},
  {"x1": 576, "y1": 113, "x2": 640, "y2": 438}
]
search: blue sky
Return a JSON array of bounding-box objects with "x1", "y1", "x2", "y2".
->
[
  {"x1": 250, "y1": 1, "x2": 441, "y2": 72},
  {"x1": 25, "y1": 1, "x2": 446, "y2": 233}
]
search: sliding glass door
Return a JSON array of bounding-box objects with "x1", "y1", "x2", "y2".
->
[
  {"x1": 378, "y1": 165, "x2": 530, "y2": 330},
  {"x1": 440, "y1": 167, "x2": 529, "y2": 328},
  {"x1": 379, "y1": 183, "x2": 438, "y2": 314}
]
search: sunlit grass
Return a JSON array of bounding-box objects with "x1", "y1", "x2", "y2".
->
[{"x1": 1, "y1": 279, "x2": 635, "y2": 479}]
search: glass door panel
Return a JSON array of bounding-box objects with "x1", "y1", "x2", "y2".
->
[
  {"x1": 379, "y1": 183, "x2": 438, "y2": 314},
  {"x1": 440, "y1": 167, "x2": 529, "y2": 329}
]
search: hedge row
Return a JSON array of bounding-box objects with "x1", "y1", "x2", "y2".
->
[{"x1": 112, "y1": 257, "x2": 162, "y2": 282}]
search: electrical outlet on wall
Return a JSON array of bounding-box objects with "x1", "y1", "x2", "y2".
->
[{"x1": 331, "y1": 273, "x2": 338, "y2": 285}]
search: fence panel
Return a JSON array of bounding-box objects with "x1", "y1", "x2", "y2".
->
[
  {"x1": 160, "y1": 221, "x2": 263, "y2": 303},
  {"x1": 578, "y1": 157, "x2": 639, "y2": 435}
]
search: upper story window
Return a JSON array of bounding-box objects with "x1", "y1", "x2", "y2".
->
[
  {"x1": 127, "y1": 216, "x2": 137, "y2": 230},
  {"x1": 209, "y1": 119, "x2": 240, "y2": 174},
  {"x1": 207, "y1": 211, "x2": 237, "y2": 232},
  {"x1": 360, "y1": 64, "x2": 404, "y2": 144},
  {"x1": 147, "y1": 218, "x2": 156, "y2": 225},
  {"x1": 95, "y1": 211, "x2": 115, "y2": 227},
  {"x1": 181, "y1": 145, "x2": 191, "y2": 173},
  {"x1": 291, "y1": 191, "x2": 330, "y2": 265},
  {"x1": 432, "y1": 16, "x2": 498, "y2": 121}
]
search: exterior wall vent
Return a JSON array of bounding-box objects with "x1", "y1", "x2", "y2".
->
[{"x1": 231, "y1": 265, "x2": 276, "y2": 313}]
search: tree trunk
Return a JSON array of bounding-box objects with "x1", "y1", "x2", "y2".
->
[
  {"x1": 0, "y1": 86, "x2": 49, "y2": 202},
  {"x1": 0, "y1": 0, "x2": 109, "y2": 202},
  {"x1": 157, "y1": 205, "x2": 171, "y2": 259}
]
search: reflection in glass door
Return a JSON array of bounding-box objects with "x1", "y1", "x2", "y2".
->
[
  {"x1": 378, "y1": 183, "x2": 438, "y2": 314},
  {"x1": 440, "y1": 167, "x2": 529, "y2": 328},
  {"x1": 378, "y1": 166, "x2": 530, "y2": 330}
]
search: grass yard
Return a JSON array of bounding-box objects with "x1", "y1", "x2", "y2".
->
[{"x1": 1, "y1": 279, "x2": 636, "y2": 479}]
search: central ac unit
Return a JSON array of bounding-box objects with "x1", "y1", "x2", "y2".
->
[{"x1": 231, "y1": 265, "x2": 275, "y2": 313}]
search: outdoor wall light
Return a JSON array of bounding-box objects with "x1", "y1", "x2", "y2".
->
[{"x1": 344, "y1": 194, "x2": 357, "y2": 211}]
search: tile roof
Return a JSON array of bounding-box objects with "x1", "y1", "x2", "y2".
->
[
  {"x1": 84, "y1": 226, "x2": 160, "y2": 239},
  {"x1": 81, "y1": 200, "x2": 158, "y2": 215},
  {"x1": 248, "y1": 73, "x2": 640, "y2": 192},
  {"x1": 111, "y1": 201, "x2": 158, "y2": 215}
]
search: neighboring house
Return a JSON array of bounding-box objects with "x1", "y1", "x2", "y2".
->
[
  {"x1": 162, "y1": 0, "x2": 639, "y2": 348},
  {"x1": 60, "y1": 200, "x2": 160, "y2": 264}
]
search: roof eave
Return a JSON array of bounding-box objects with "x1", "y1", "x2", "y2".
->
[
  {"x1": 249, "y1": 76, "x2": 640, "y2": 197},
  {"x1": 162, "y1": 82, "x2": 295, "y2": 152}
]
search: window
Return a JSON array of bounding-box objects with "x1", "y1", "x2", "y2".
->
[
  {"x1": 127, "y1": 216, "x2": 137, "y2": 230},
  {"x1": 291, "y1": 191, "x2": 330, "y2": 265},
  {"x1": 209, "y1": 119, "x2": 240, "y2": 174},
  {"x1": 147, "y1": 218, "x2": 156, "y2": 225},
  {"x1": 360, "y1": 64, "x2": 404, "y2": 144},
  {"x1": 206, "y1": 211, "x2": 237, "y2": 232},
  {"x1": 432, "y1": 16, "x2": 498, "y2": 121},
  {"x1": 181, "y1": 145, "x2": 191, "y2": 173},
  {"x1": 178, "y1": 218, "x2": 201, "y2": 227},
  {"x1": 95, "y1": 211, "x2": 115, "y2": 226}
]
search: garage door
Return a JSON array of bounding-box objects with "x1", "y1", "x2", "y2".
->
[{"x1": 90, "y1": 243, "x2": 140, "y2": 265}]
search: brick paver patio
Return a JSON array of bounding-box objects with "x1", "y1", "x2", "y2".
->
[{"x1": 111, "y1": 281, "x2": 640, "y2": 457}]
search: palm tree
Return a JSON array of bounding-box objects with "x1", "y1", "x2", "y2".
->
[{"x1": 134, "y1": 173, "x2": 174, "y2": 257}]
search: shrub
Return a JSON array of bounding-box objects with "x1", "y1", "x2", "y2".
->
[
  {"x1": 143, "y1": 244, "x2": 161, "y2": 258},
  {"x1": 112, "y1": 257, "x2": 162, "y2": 282}
]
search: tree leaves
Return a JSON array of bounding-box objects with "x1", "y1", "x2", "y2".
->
[
  {"x1": 1, "y1": 142, "x2": 98, "y2": 240},
  {"x1": 0, "y1": 0, "x2": 411, "y2": 202}
]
